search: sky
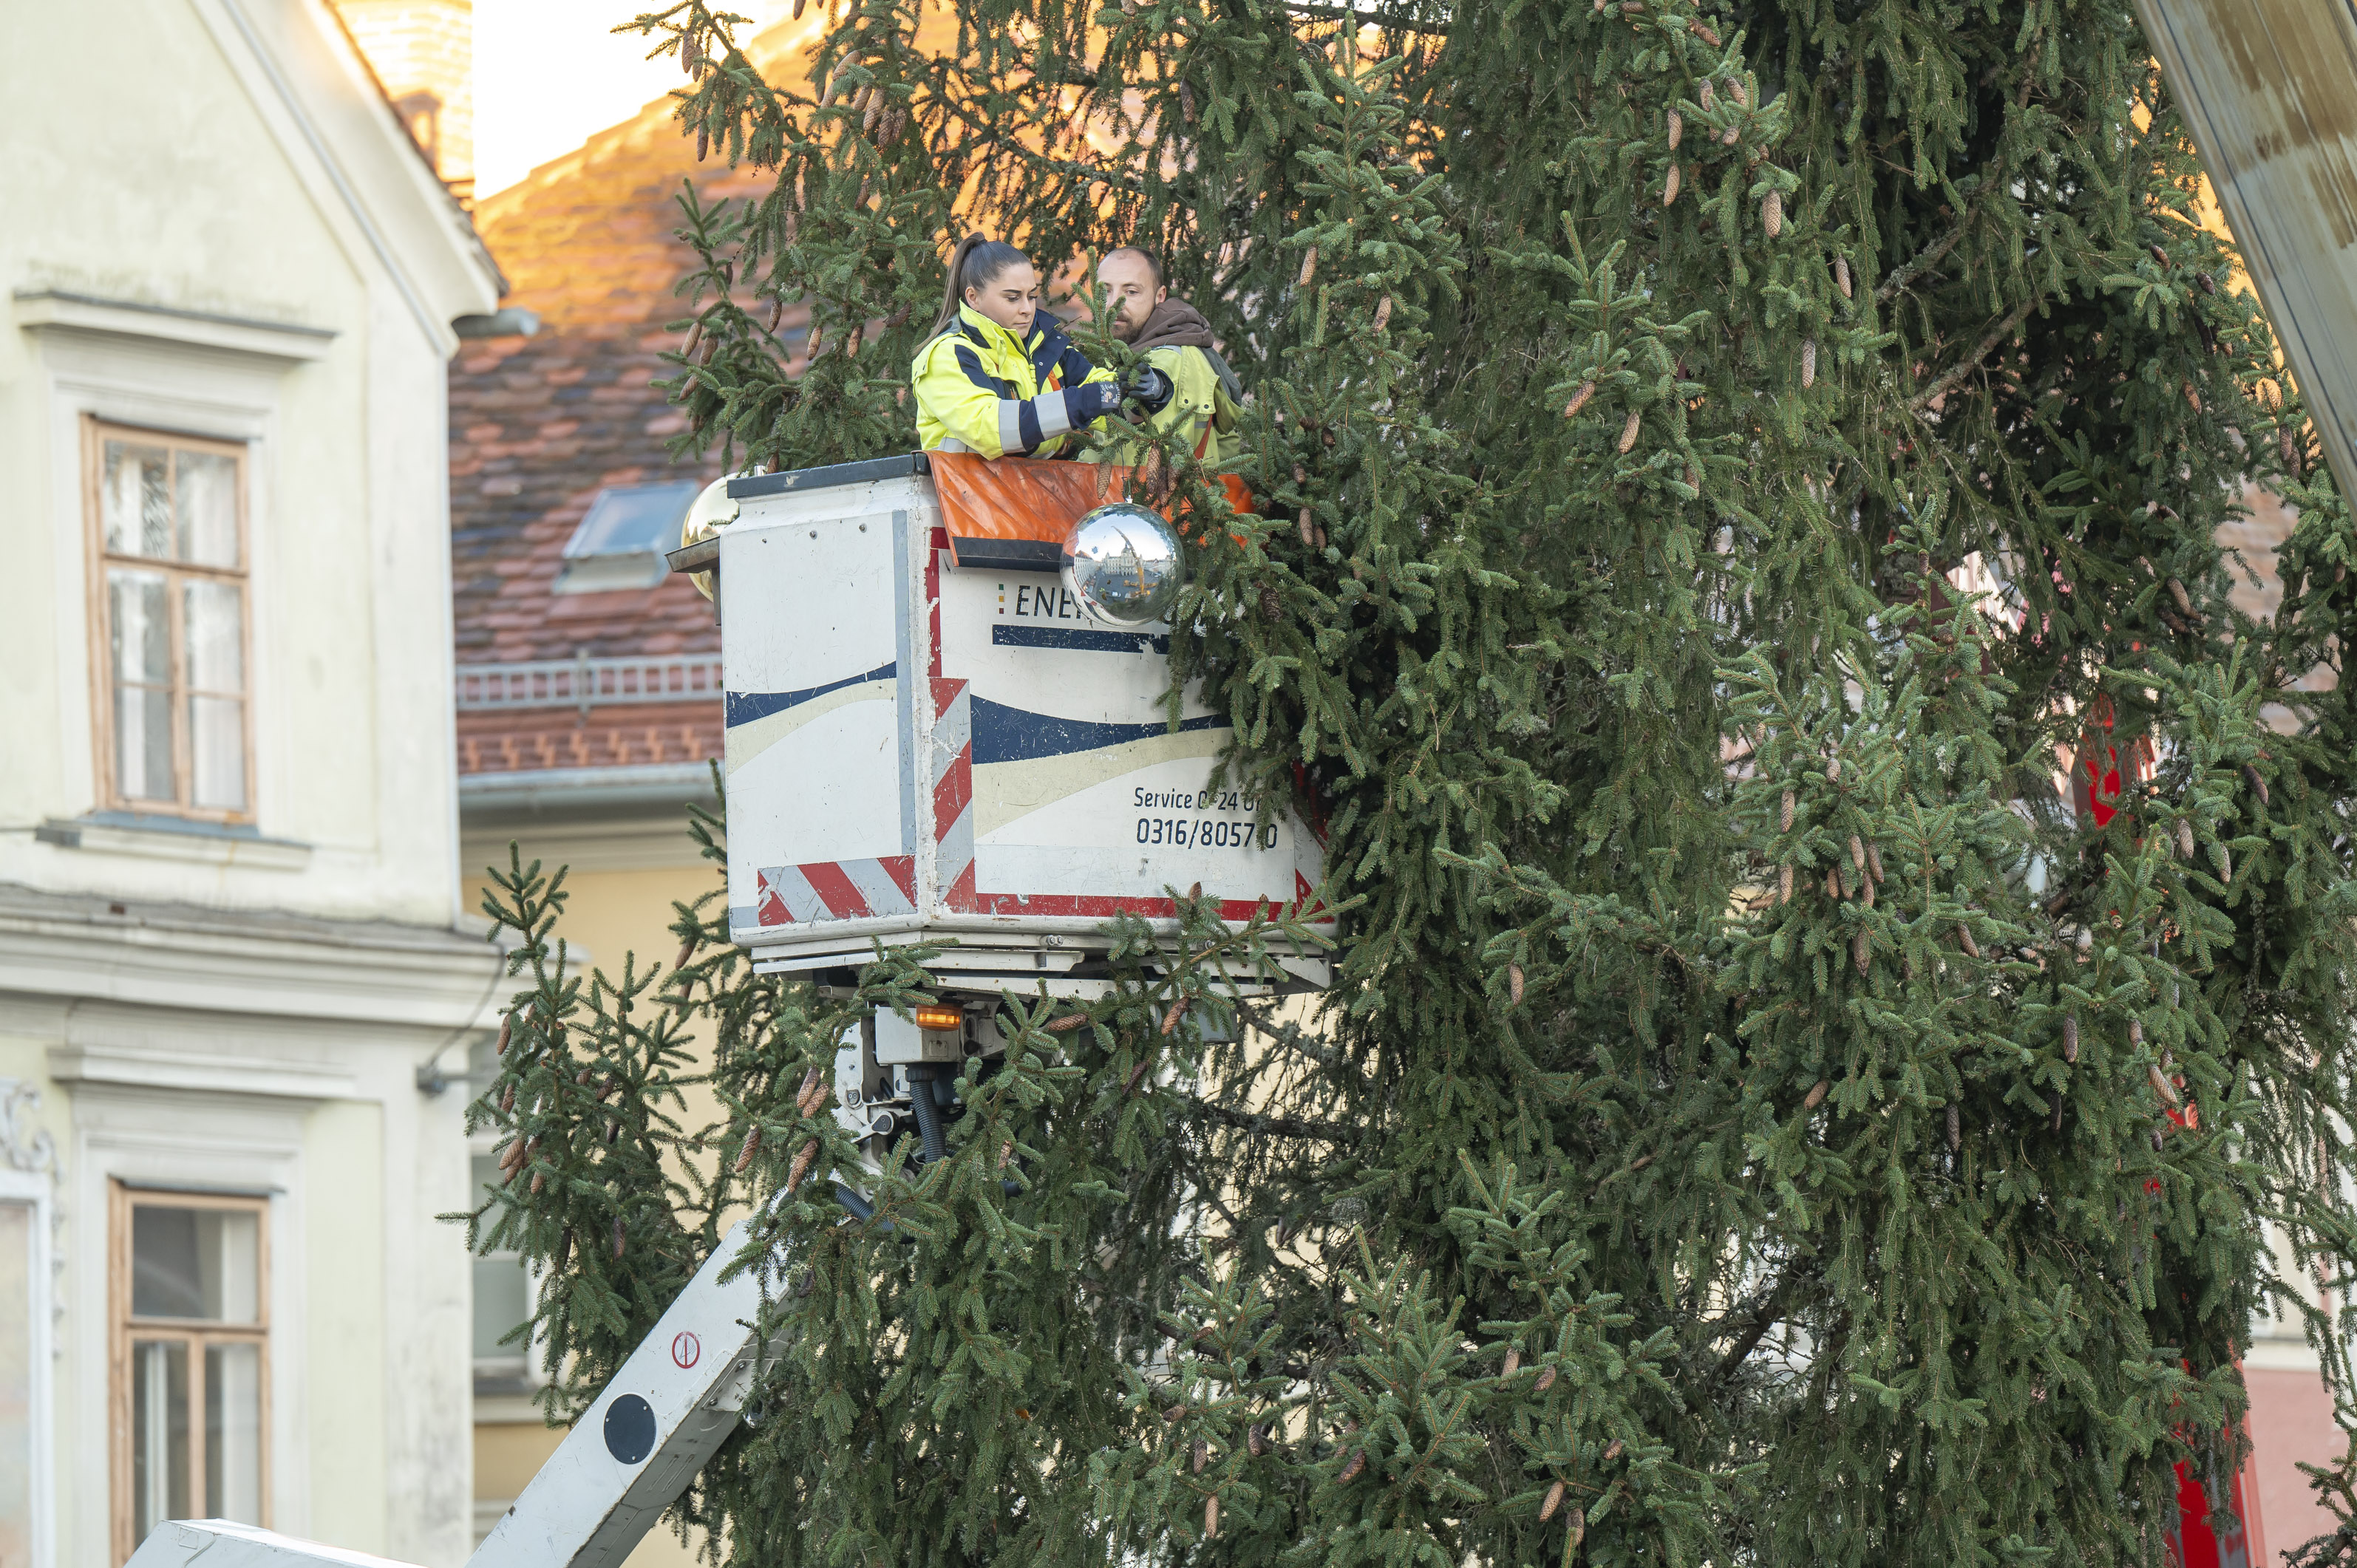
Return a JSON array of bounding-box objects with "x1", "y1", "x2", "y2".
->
[{"x1": 472, "y1": 0, "x2": 798, "y2": 200}]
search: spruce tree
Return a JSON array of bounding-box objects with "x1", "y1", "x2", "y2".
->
[{"x1": 465, "y1": 0, "x2": 2357, "y2": 1563}]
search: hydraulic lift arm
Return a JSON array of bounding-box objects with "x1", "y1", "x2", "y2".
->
[
  {"x1": 127, "y1": 1213, "x2": 784, "y2": 1568},
  {"x1": 2132, "y1": 0, "x2": 2357, "y2": 497}
]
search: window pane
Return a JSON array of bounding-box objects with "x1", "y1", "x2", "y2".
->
[
  {"x1": 0, "y1": 1204, "x2": 30, "y2": 1568},
  {"x1": 205, "y1": 1342, "x2": 263, "y2": 1523},
  {"x1": 111, "y1": 570, "x2": 171, "y2": 685},
  {"x1": 132, "y1": 1339, "x2": 189, "y2": 1542},
  {"x1": 469, "y1": 1153, "x2": 531, "y2": 1363},
  {"x1": 132, "y1": 1207, "x2": 260, "y2": 1323},
  {"x1": 175, "y1": 450, "x2": 240, "y2": 567},
  {"x1": 473, "y1": 1255, "x2": 531, "y2": 1362},
  {"x1": 189, "y1": 697, "x2": 247, "y2": 812},
  {"x1": 184, "y1": 580, "x2": 243, "y2": 694},
  {"x1": 103, "y1": 439, "x2": 173, "y2": 558}
]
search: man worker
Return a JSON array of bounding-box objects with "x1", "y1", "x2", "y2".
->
[{"x1": 1089, "y1": 245, "x2": 1244, "y2": 465}]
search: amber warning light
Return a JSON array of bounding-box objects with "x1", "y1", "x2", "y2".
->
[{"x1": 914, "y1": 1005, "x2": 964, "y2": 1032}]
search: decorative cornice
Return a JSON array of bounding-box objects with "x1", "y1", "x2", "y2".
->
[{"x1": 12, "y1": 289, "x2": 336, "y2": 364}]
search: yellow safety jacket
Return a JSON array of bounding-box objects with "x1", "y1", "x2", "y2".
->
[
  {"x1": 1120, "y1": 343, "x2": 1243, "y2": 466},
  {"x1": 912, "y1": 304, "x2": 1115, "y2": 460}
]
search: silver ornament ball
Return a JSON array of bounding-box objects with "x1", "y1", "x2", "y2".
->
[{"x1": 1060, "y1": 503, "x2": 1184, "y2": 627}]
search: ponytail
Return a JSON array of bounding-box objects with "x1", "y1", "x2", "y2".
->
[{"x1": 931, "y1": 233, "x2": 1030, "y2": 335}]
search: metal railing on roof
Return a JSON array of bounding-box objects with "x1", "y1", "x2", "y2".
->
[{"x1": 455, "y1": 653, "x2": 725, "y2": 715}]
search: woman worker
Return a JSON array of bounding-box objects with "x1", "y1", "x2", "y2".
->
[{"x1": 911, "y1": 235, "x2": 1134, "y2": 458}]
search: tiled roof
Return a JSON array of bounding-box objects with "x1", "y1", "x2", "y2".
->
[
  {"x1": 450, "y1": 19, "x2": 823, "y2": 776},
  {"x1": 455, "y1": 702, "x2": 724, "y2": 775}
]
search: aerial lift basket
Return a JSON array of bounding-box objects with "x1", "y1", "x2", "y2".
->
[{"x1": 673, "y1": 451, "x2": 1329, "y2": 997}]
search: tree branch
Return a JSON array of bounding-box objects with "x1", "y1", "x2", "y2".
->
[
  {"x1": 1908, "y1": 298, "x2": 2038, "y2": 415},
  {"x1": 1196, "y1": 1102, "x2": 1353, "y2": 1142}
]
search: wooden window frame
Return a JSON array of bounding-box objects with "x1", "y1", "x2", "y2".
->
[
  {"x1": 109, "y1": 1185, "x2": 271, "y2": 1564},
  {"x1": 82, "y1": 417, "x2": 256, "y2": 825}
]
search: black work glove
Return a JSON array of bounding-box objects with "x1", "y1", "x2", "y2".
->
[{"x1": 1124, "y1": 365, "x2": 1175, "y2": 415}]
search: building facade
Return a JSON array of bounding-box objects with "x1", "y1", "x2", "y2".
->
[{"x1": 0, "y1": 1, "x2": 503, "y2": 1564}]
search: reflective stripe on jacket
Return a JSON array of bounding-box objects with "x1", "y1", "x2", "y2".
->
[{"x1": 912, "y1": 304, "x2": 1114, "y2": 459}]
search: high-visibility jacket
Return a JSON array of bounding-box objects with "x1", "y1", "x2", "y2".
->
[
  {"x1": 1105, "y1": 343, "x2": 1242, "y2": 465},
  {"x1": 912, "y1": 304, "x2": 1115, "y2": 460}
]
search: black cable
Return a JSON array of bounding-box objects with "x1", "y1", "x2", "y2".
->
[{"x1": 906, "y1": 1066, "x2": 949, "y2": 1164}]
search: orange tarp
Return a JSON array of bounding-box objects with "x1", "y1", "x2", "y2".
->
[{"x1": 929, "y1": 451, "x2": 1253, "y2": 565}]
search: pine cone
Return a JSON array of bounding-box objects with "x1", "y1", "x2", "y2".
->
[
  {"x1": 735, "y1": 1126, "x2": 762, "y2": 1172},
  {"x1": 612, "y1": 1215, "x2": 626, "y2": 1258},
  {"x1": 1666, "y1": 109, "x2": 1682, "y2": 149},
  {"x1": 796, "y1": 1065, "x2": 824, "y2": 1114},
  {"x1": 1298, "y1": 506, "x2": 1316, "y2": 545},
  {"x1": 1690, "y1": 18, "x2": 1720, "y2": 44},
  {"x1": 2149, "y1": 1063, "x2": 2180, "y2": 1108},
  {"x1": 1800, "y1": 338, "x2": 1817, "y2": 388},
  {"x1": 1780, "y1": 790, "x2": 1795, "y2": 833},
  {"x1": 1261, "y1": 584, "x2": 1283, "y2": 623},
  {"x1": 1865, "y1": 841, "x2": 1884, "y2": 883},
  {"x1": 1160, "y1": 997, "x2": 1188, "y2": 1036},
  {"x1": 1508, "y1": 964, "x2": 1526, "y2": 1005},
  {"x1": 2062, "y1": 1015, "x2": 2078, "y2": 1063},
  {"x1": 1835, "y1": 256, "x2": 1853, "y2": 298},
  {"x1": 1956, "y1": 924, "x2": 1979, "y2": 959},
  {"x1": 2282, "y1": 426, "x2": 2301, "y2": 476},
  {"x1": 1803, "y1": 1080, "x2": 1829, "y2": 1109},
  {"x1": 1180, "y1": 81, "x2": 1197, "y2": 124},
  {"x1": 496, "y1": 1014, "x2": 513, "y2": 1058},
  {"x1": 1298, "y1": 245, "x2": 1318, "y2": 288},
  {"x1": 1373, "y1": 294, "x2": 1393, "y2": 332},
  {"x1": 787, "y1": 1138, "x2": 820, "y2": 1190},
  {"x1": 1204, "y1": 1496, "x2": 1219, "y2": 1538},
  {"x1": 1618, "y1": 409, "x2": 1642, "y2": 452},
  {"x1": 1763, "y1": 190, "x2": 1783, "y2": 238},
  {"x1": 2129, "y1": 1018, "x2": 2143, "y2": 1047},
  {"x1": 1534, "y1": 1365, "x2": 1557, "y2": 1392},
  {"x1": 2177, "y1": 820, "x2": 2196, "y2": 861},
  {"x1": 2150, "y1": 243, "x2": 2169, "y2": 267},
  {"x1": 1501, "y1": 1347, "x2": 1521, "y2": 1379},
  {"x1": 1852, "y1": 926, "x2": 1870, "y2": 976},
  {"x1": 1541, "y1": 1480, "x2": 1566, "y2": 1521},
  {"x1": 1663, "y1": 164, "x2": 1681, "y2": 205},
  {"x1": 1193, "y1": 1437, "x2": 1209, "y2": 1473},
  {"x1": 1778, "y1": 864, "x2": 1794, "y2": 904},
  {"x1": 1698, "y1": 80, "x2": 1715, "y2": 111},
  {"x1": 2184, "y1": 383, "x2": 2202, "y2": 413},
  {"x1": 1563, "y1": 381, "x2": 1596, "y2": 419},
  {"x1": 2244, "y1": 763, "x2": 2269, "y2": 806},
  {"x1": 1048, "y1": 1011, "x2": 1093, "y2": 1033},
  {"x1": 1338, "y1": 1449, "x2": 1367, "y2": 1483},
  {"x1": 1848, "y1": 834, "x2": 1867, "y2": 875},
  {"x1": 1947, "y1": 1103, "x2": 1961, "y2": 1151},
  {"x1": 1727, "y1": 76, "x2": 1747, "y2": 106}
]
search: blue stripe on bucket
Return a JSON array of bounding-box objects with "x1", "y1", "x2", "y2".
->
[{"x1": 724, "y1": 661, "x2": 897, "y2": 728}]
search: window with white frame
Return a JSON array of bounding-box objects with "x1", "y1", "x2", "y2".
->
[
  {"x1": 112, "y1": 1187, "x2": 268, "y2": 1561},
  {"x1": 87, "y1": 420, "x2": 252, "y2": 819}
]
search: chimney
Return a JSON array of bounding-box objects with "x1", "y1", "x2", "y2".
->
[{"x1": 332, "y1": 0, "x2": 475, "y2": 203}]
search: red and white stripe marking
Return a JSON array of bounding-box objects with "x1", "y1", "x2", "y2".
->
[{"x1": 755, "y1": 856, "x2": 916, "y2": 924}]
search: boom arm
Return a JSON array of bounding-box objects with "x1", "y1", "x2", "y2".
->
[{"x1": 2134, "y1": 0, "x2": 2357, "y2": 498}]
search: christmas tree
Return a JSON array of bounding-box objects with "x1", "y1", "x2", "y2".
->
[{"x1": 463, "y1": 0, "x2": 2357, "y2": 1562}]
